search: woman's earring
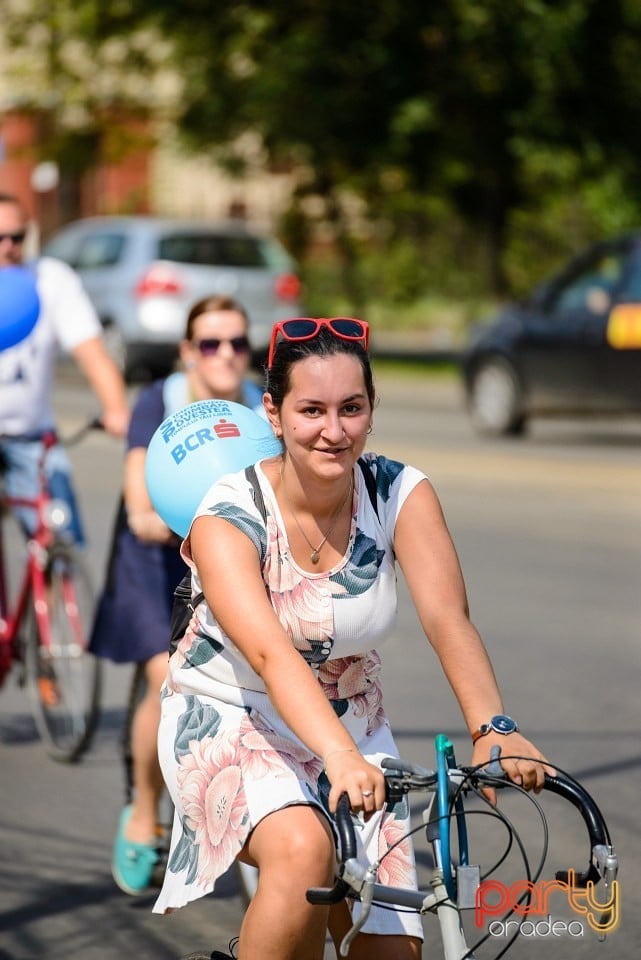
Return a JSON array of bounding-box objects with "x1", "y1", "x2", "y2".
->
[
  {"x1": 367, "y1": 424, "x2": 373, "y2": 434},
  {"x1": 184, "y1": 360, "x2": 196, "y2": 370}
]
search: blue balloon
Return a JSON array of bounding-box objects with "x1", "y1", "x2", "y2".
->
[
  {"x1": 145, "y1": 399, "x2": 282, "y2": 537},
  {"x1": 0, "y1": 266, "x2": 40, "y2": 350}
]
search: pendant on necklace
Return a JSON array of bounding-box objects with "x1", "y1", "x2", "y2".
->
[{"x1": 310, "y1": 550, "x2": 320, "y2": 564}]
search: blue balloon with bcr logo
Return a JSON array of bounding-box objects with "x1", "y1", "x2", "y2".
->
[
  {"x1": 0, "y1": 265, "x2": 40, "y2": 350},
  {"x1": 145, "y1": 399, "x2": 282, "y2": 537}
]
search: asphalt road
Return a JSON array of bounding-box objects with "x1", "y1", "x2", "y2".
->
[{"x1": 0, "y1": 366, "x2": 639, "y2": 960}]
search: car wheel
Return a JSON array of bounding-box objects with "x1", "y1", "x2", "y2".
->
[{"x1": 468, "y1": 357, "x2": 526, "y2": 436}]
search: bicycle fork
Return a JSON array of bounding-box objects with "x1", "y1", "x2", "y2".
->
[
  {"x1": 0, "y1": 535, "x2": 36, "y2": 684},
  {"x1": 426, "y1": 796, "x2": 478, "y2": 960},
  {"x1": 334, "y1": 797, "x2": 477, "y2": 960}
]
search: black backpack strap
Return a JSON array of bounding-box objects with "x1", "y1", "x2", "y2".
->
[
  {"x1": 169, "y1": 467, "x2": 266, "y2": 657},
  {"x1": 173, "y1": 571, "x2": 203, "y2": 613},
  {"x1": 168, "y1": 571, "x2": 204, "y2": 655},
  {"x1": 245, "y1": 463, "x2": 268, "y2": 522},
  {"x1": 191, "y1": 589, "x2": 205, "y2": 608},
  {"x1": 357, "y1": 457, "x2": 379, "y2": 519}
]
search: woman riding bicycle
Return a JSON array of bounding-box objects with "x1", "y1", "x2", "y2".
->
[
  {"x1": 153, "y1": 317, "x2": 550, "y2": 960},
  {"x1": 90, "y1": 295, "x2": 264, "y2": 895}
]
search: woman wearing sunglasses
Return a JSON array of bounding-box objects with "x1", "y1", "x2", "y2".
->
[
  {"x1": 153, "y1": 317, "x2": 550, "y2": 958},
  {"x1": 90, "y1": 294, "x2": 264, "y2": 896}
]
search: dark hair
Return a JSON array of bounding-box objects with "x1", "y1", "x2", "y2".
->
[
  {"x1": 265, "y1": 327, "x2": 375, "y2": 409},
  {"x1": 185, "y1": 295, "x2": 248, "y2": 340}
]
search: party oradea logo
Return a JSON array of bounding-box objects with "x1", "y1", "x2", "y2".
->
[{"x1": 475, "y1": 869, "x2": 619, "y2": 939}]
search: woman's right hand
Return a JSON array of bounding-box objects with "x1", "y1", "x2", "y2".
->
[{"x1": 324, "y1": 749, "x2": 386, "y2": 819}]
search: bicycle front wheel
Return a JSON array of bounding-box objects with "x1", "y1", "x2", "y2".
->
[{"x1": 24, "y1": 546, "x2": 102, "y2": 762}]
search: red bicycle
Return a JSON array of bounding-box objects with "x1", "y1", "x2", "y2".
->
[{"x1": 0, "y1": 422, "x2": 102, "y2": 761}]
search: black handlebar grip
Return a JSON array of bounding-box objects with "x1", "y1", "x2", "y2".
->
[
  {"x1": 306, "y1": 793, "x2": 355, "y2": 905},
  {"x1": 335, "y1": 792, "x2": 357, "y2": 860},
  {"x1": 543, "y1": 773, "x2": 608, "y2": 848},
  {"x1": 543, "y1": 773, "x2": 608, "y2": 887},
  {"x1": 306, "y1": 877, "x2": 352, "y2": 905}
]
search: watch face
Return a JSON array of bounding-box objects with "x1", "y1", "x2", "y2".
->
[{"x1": 492, "y1": 715, "x2": 517, "y2": 734}]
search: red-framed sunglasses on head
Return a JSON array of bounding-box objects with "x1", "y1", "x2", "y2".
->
[{"x1": 267, "y1": 317, "x2": 370, "y2": 369}]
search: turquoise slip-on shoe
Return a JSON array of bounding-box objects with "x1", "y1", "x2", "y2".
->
[{"x1": 112, "y1": 804, "x2": 159, "y2": 895}]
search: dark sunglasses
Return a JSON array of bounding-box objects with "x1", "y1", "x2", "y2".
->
[
  {"x1": 0, "y1": 231, "x2": 27, "y2": 244},
  {"x1": 267, "y1": 317, "x2": 370, "y2": 369},
  {"x1": 192, "y1": 335, "x2": 251, "y2": 356}
]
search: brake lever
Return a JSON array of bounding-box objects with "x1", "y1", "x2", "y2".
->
[
  {"x1": 381, "y1": 757, "x2": 435, "y2": 779},
  {"x1": 486, "y1": 744, "x2": 507, "y2": 780},
  {"x1": 381, "y1": 756, "x2": 436, "y2": 802},
  {"x1": 460, "y1": 744, "x2": 508, "y2": 790},
  {"x1": 338, "y1": 863, "x2": 376, "y2": 957}
]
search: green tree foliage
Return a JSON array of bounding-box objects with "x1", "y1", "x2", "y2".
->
[
  {"x1": 1, "y1": 0, "x2": 179, "y2": 205},
  {"x1": 5, "y1": 0, "x2": 641, "y2": 307},
  {"x1": 117, "y1": 0, "x2": 641, "y2": 296}
]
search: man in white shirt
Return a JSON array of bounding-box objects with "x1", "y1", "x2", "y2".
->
[{"x1": 0, "y1": 192, "x2": 130, "y2": 541}]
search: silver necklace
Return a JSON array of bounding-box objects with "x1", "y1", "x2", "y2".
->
[{"x1": 280, "y1": 461, "x2": 353, "y2": 565}]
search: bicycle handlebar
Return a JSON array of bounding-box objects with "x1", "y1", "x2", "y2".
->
[
  {"x1": 306, "y1": 793, "x2": 356, "y2": 905},
  {"x1": 540, "y1": 772, "x2": 612, "y2": 885},
  {"x1": 58, "y1": 417, "x2": 105, "y2": 447},
  {"x1": 35, "y1": 418, "x2": 104, "y2": 452},
  {"x1": 306, "y1": 752, "x2": 616, "y2": 907}
]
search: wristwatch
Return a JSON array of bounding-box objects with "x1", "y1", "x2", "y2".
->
[{"x1": 472, "y1": 714, "x2": 519, "y2": 744}]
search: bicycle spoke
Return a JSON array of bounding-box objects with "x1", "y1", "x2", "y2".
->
[{"x1": 24, "y1": 547, "x2": 102, "y2": 762}]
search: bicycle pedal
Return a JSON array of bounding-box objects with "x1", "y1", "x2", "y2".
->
[{"x1": 38, "y1": 675, "x2": 61, "y2": 707}]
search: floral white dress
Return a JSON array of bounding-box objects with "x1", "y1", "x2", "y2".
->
[{"x1": 153, "y1": 453, "x2": 426, "y2": 939}]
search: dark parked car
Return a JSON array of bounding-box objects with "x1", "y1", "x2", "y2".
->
[
  {"x1": 461, "y1": 234, "x2": 641, "y2": 435},
  {"x1": 43, "y1": 216, "x2": 302, "y2": 380}
]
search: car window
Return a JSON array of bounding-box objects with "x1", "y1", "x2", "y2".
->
[
  {"x1": 74, "y1": 232, "x2": 126, "y2": 269},
  {"x1": 158, "y1": 233, "x2": 266, "y2": 268},
  {"x1": 43, "y1": 231, "x2": 84, "y2": 267},
  {"x1": 548, "y1": 251, "x2": 627, "y2": 315},
  {"x1": 259, "y1": 237, "x2": 294, "y2": 270},
  {"x1": 616, "y1": 249, "x2": 641, "y2": 301}
]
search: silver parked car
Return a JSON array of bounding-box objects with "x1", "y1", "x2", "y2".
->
[{"x1": 43, "y1": 215, "x2": 303, "y2": 380}]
